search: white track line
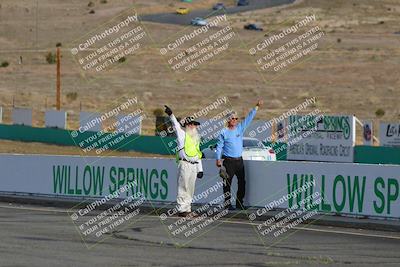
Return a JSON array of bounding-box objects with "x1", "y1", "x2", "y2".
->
[
  {"x1": 216, "y1": 219, "x2": 400, "y2": 241},
  {"x1": 1, "y1": 204, "x2": 399, "y2": 240},
  {"x1": 0, "y1": 204, "x2": 71, "y2": 213}
]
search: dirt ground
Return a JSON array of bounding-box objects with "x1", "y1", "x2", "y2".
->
[{"x1": 0, "y1": 0, "x2": 399, "y2": 154}]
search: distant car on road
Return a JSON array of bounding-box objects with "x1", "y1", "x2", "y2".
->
[
  {"x1": 213, "y1": 3, "x2": 226, "y2": 10},
  {"x1": 202, "y1": 137, "x2": 276, "y2": 161},
  {"x1": 191, "y1": 17, "x2": 208, "y2": 26},
  {"x1": 237, "y1": 0, "x2": 250, "y2": 6},
  {"x1": 244, "y1": 23, "x2": 263, "y2": 31},
  {"x1": 176, "y1": 7, "x2": 190, "y2": 15}
]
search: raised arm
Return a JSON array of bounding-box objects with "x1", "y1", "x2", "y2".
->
[
  {"x1": 164, "y1": 105, "x2": 185, "y2": 144},
  {"x1": 169, "y1": 114, "x2": 185, "y2": 137},
  {"x1": 239, "y1": 100, "x2": 263, "y2": 131}
]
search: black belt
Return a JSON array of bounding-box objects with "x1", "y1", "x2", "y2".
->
[
  {"x1": 179, "y1": 158, "x2": 198, "y2": 164},
  {"x1": 222, "y1": 156, "x2": 242, "y2": 160}
]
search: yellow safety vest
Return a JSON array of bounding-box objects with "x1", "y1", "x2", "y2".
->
[{"x1": 176, "y1": 133, "x2": 202, "y2": 161}]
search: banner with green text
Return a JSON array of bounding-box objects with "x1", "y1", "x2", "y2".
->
[
  {"x1": 246, "y1": 160, "x2": 400, "y2": 218},
  {"x1": 0, "y1": 154, "x2": 398, "y2": 218}
]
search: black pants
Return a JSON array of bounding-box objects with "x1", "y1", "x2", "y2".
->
[{"x1": 222, "y1": 158, "x2": 245, "y2": 208}]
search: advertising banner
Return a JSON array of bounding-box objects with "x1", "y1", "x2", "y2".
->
[
  {"x1": 0, "y1": 154, "x2": 399, "y2": 218},
  {"x1": 380, "y1": 123, "x2": 400, "y2": 147},
  {"x1": 0, "y1": 154, "x2": 224, "y2": 205},
  {"x1": 287, "y1": 114, "x2": 356, "y2": 162},
  {"x1": 246, "y1": 160, "x2": 400, "y2": 219}
]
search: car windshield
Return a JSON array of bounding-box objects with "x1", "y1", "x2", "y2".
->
[{"x1": 243, "y1": 139, "x2": 263, "y2": 148}]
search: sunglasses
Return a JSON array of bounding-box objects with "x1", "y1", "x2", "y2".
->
[{"x1": 230, "y1": 117, "x2": 239, "y2": 121}]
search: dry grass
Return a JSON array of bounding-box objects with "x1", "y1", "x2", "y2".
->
[
  {"x1": 0, "y1": 139, "x2": 172, "y2": 157},
  {"x1": 0, "y1": 0, "x2": 399, "y2": 154}
]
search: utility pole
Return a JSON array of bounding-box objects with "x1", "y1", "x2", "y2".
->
[{"x1": 56, "y1": 47, "x2": 61, "y2": 110}]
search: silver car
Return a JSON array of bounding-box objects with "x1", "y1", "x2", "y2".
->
[
  {"x1": 202, "y1": 137, "x2": 277, "y2": 161},
  {"x1": 191, "y1": 17, "x2": 208, "y2": 26}
]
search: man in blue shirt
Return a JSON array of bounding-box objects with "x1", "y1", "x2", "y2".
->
[{"x1": 216, "y1": 100, "x2": 263, "y2": 210}]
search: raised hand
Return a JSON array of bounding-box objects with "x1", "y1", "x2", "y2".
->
[{"x1": 164, "y1": 105, "x2": 173, "y2": 116}]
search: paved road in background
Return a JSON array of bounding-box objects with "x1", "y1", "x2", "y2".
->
[
  {"x1": 1, "y1": 203, "x2": 400, "y2": 266},
  {"x1": 140, "y1": 0, "x2": 296, "y2": 25}
]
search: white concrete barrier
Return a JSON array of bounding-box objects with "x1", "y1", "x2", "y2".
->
[
  {"x1": 45, "y1": 110, "x2": 67, "y2": 129},
  {"x1": 0, "y1": 154, "x2": 398, "y2": 219},
  {"x1": 12, "y1": 108, "x2": 32, "y2": 126},
  {"x1": 79, "y1": 111, "x2": 102, "y2": 132}
]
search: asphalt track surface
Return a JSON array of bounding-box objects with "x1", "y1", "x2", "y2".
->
[
  {"x1": 1, "y1": 203, "x2": 400, "y2": 267},
  {"x1": 140, "y1": 0, "x2": 296, "y2": 26}
]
